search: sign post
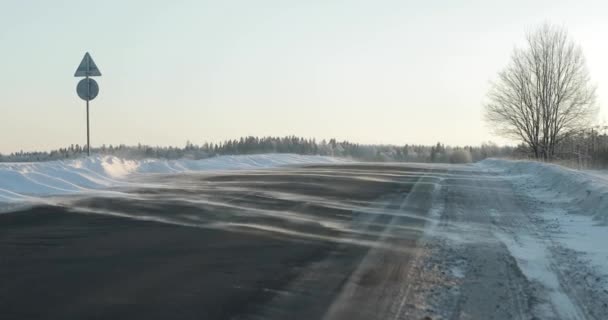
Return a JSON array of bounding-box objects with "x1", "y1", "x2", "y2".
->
[{"x1": 74, "y1": 52, "x2": 101, "y2": 156}]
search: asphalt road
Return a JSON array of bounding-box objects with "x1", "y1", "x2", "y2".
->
[{"x1": 0, "y1": 163, "x2": 604, "y2": 319}]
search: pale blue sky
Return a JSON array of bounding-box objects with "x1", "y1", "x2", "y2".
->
[{"x1": 1, "y1": 0, "x2": 607, "y2": 153}]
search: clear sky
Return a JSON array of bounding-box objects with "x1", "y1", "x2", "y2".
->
[{"x1": 1, "y1": 0, "x2": 607, "y2": 153}]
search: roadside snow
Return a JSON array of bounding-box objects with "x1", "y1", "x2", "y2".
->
[
  {"x1": 0, "y1": 154, "x2": 345, "y2": 205},
  {"x1": 479, "y1": 158, "x2": 608, "y2": 318},
  {"x1": 479, "y1": 159, "x2": 608, "y2": 222},
  {"x1": 479, "y1": 159, "x2": 608, "y2": 275}
]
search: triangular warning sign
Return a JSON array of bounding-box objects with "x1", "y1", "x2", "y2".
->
[{"x1": 74, "y1": 52, "x2": 102, "y2": 77}]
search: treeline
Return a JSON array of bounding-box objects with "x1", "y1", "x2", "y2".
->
[
  {"x1": 0, "y1": 136, "x2": 514, "y2": 163},
  {"x1": 535, "y1": 127, "x2": 608, "y2": 169}
]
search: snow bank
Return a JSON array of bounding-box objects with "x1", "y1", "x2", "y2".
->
[
  {"x1": 478, "y1": 159, "x2": 608, "y2": 222},
  {"x1": 0, "y1": 154, "x2": 345, "y2": 204}
]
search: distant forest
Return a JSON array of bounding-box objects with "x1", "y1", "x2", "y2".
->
[
  {"x1": 0, "y1": 136, "x2": 515, "y2": 164},
  {"x1": 4, "y1": 133, "x2": 607, "y2": 168}
]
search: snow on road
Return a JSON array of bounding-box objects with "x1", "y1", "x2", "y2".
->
[
  {"x1": 480, "y1": 159, "x2": 608, "y2": 282},
  {"x1": 385, "y1": 159, "x2": 608, "y2": 319},
  {"x1": 475, "y1": 159, "x2": 608, "y2": 319},
  {"x1": 0, "y1": 154, "x2": 346, "y2": 206}
]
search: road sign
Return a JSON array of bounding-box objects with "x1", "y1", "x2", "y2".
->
[
  {"x1": 76, "y1": 78, "x2": 99, "y2": 101},
  {"x1": 74, "y1": 52, "x2": 102, "y2": 156},
  {"x1": 74, "y1": 52, "x2": 102, "y2": 77}
]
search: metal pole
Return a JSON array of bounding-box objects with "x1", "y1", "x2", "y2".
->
[
  {"x1": 86, "y1": 73, "x2": 90, "y2": 157},
  {"x1": 87, "y1": 98, "x2": 90, "y2": 156}
]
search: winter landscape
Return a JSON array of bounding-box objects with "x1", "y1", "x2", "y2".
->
[
  {"x1": 1, "y1": 154, "x2": 607, "y2": 319},
  {"x1": 3, "y1": 1, "x2": 608, "y2": 320}
]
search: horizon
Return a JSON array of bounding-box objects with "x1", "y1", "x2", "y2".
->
[
  {"x1": 0, "y1": 134, "x2": 507, "y2": 156},
  {"x1": 1, "y1": 0, "x2": 607, "y2": 154}
]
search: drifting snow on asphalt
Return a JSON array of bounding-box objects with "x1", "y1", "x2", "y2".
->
[
  {"x1": 0, "y1": 154, "x2": 346, "y2": 206},
  {"x1": 1, "y1": 157, "x2": 608, "y2": 319},
  {"x1": 1, "y1": 162, "x2": 444, "y2": 320}
]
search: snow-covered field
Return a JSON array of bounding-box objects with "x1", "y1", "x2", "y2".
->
[{"x1": 0, "y1": 154, "x2": 346, "y2": 204}]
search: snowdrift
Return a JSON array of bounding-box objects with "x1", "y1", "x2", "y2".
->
[
  {"x1": 479, "y1": 159, "x2": 608, "y2": 222},
  {"x1": 0, "y1": 154, "x2": 345, "y2": 203}
]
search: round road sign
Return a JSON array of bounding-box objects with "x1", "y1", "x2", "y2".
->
[{"x1": 76, "y1": 78, "x2": 99, "y2": 101}]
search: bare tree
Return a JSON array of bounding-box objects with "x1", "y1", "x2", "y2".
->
[{"x1": 484, "y1": 24, "x2": 597, "y2": 160}]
